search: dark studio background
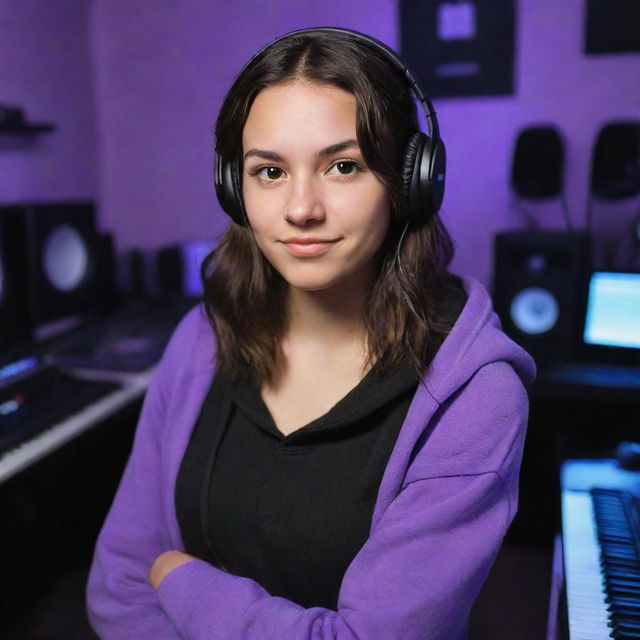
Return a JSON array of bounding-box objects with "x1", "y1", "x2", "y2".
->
[{"x1": 0, "y1": 1, "x2": 639, "y2": 638}]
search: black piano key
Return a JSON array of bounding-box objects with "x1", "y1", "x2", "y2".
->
[
  {"x1": 605, "y1": 557, "x2": 640, "y2": 570},
  {"x1": 609, "y1": 604, "x2": 640, "y2": 615},
  {"x1": 612, "y1": 615, "x2": 640, "y2": 627},
  {"x1": 605, "y1": 552, "x2": 639, "y2": 559},
  {"x1": 608, "y1": 569, "x2": 640, "y2": 580},
  {"x1": 602, "y1": 541, "x2": 637, "y2": 551},
  {"x1": 604, "y1": 545, "x2": 637, "y2": 552},
  {"x1": 608, "y1": 578, "x2": 640, "y2": 589},
  {"x1": 608, "y1": 591, "x2": 640, "y2": 603},
  {"x1": 613, "y1": 623, "x2": 640, "y2": 636},
  {"x1": 603, "y1": 541, "x2": 637, "y2": 550},
  {"x1": 612, "y1": 615, "x2": 640, "y2": 631},
  {"x1": 608, "y1": 586, "x2": 640, "y2": 597},
  {"x1": 607, "y1": 595, "x2": 640, "y2": 608}
]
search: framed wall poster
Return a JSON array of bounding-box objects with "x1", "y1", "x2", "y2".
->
[
  {"x1": 585, "y1": 0, "x2": 640, "y2": 55},
  {"x1": 400, "y1": 0, "x2": 516, "y2": 98}
]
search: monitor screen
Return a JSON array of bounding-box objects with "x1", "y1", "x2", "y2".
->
[
  {"x1": 182, "y1": 241, "x2": 214, "y2": 297},
  {"x1": 583, "y1": 271, "x2": 640, "y2": 350}
]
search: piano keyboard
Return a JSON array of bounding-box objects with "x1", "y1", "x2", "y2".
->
[
  {"x1": 562, "y1": 488, "x2": 640, "y2": 638},
  {"x1": 0, "y1": 369, "x2": 153, "y2": 484}
]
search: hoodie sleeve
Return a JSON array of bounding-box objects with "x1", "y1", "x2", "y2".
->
[
  {"x1": 155, "y1": 362, "x2": 529, "y2": 640},
  {"x1": 85, "y1": 308, "x2": 206, "y2": 639},
  {"x1": 86, "y1": 362, "x2": 183, "y2": 639}
]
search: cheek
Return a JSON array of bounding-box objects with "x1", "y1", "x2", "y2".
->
[
  {"x1": 243, "y1": 188, "x2": 278, "y2": 237},
  {"x1": 242, "y1": 184, "x2": 260, "y2": 227},
  {"x1": 248, "y1": 227, "x2": 275, "y2": 265},
  {"x1": 353, "y1": 192, "x2": 391, "y2": 245},
  {"x1": 368, "y1": 216, "x2": 390, "y2": 257}
]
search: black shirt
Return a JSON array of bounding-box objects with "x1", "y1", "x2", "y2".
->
[{"x1": 175, "y1": 276, "x2": 467, "y2": 609}]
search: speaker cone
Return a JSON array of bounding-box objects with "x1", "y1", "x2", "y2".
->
[
  {"x1": 510, "y1": 287, "x2": 560, "y2": 335},
  {"x1": 43, "y1": 225, "x2": 89, "y2": 292}
]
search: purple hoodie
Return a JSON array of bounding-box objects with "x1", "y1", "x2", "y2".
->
[{"x1": 86, "y1": 276, "x2": 535, "y2": 639}]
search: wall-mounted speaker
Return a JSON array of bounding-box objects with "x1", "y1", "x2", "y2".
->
[
  {"x1": 0, "y1": 202, "x2": 98, "y2": 340},
  {"x1": 492, "y1": 231, "x2": 592, "y2": 365},
  {"x1": 591, "y1": 121, "x2": 640, "y2": 199},
  {"x1": 511, "y1": 126, "x2": 564, "y2": 199}
]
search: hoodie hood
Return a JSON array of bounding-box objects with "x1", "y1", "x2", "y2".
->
[
  {"x1": 426, "y1": 276, "x2": 537, "y2": 404},
  {"x1": 369, "y1": 275, "x2": 536, "y2": 528}
]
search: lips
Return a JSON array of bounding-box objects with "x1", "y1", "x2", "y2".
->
[{"x1": 280, "y1": 237, "x2": 340, "y2": 257}]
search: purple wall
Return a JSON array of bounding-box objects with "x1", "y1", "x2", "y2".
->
[
  {"x1": 89, "y1": 1, "x2": 396, "y2": 253},
  {"x1": 0, "y1": 0, "x2": 97, "y2": 204},
  {"x1": 3, "y1": 1, "x2": 638, "y2": 285}
]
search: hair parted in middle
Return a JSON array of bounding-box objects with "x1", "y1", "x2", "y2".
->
[{"x1": 201, "y1": 29, "x2": 455, "y2": 384}]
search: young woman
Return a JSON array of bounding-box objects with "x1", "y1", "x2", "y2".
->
[{"x1": 87, "y1": 28, "x2": 535, "y2": 639}]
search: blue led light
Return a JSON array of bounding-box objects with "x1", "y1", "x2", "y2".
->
[
  {"x1": 0, "y1": 357, "x2": 38, "y2": 382},
  {"x1": 0, "y1": 398, "x2": 21, "y2": 417}
]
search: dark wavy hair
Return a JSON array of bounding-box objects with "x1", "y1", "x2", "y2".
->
[{"x1": 201, "y1": 30, "x2": 455, "y2": 384}]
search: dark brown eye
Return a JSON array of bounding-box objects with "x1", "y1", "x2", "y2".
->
[
  {"x1": 335, "y1": 161, "x2": 357, "y2": 175},
  {"x1": 260, "y1": 167, "x2": 283, "y2": 180}
]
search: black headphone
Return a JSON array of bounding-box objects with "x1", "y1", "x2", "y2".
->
[{"x1": 214, "y1": 27, "x2": 446, "y2": 227}]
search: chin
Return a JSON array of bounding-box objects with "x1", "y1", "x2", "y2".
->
[
  {"x1": 286, "y1": 277, "x2": 342, "y2": 292},
  {"x1": 278, "y1": 267, "x2": 344, "y2": 293},
  {"x1": 272, "y1": 255, "x2": 379, "y2": 295}
]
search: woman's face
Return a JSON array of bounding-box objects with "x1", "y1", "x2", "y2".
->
[{"x1": 241, "y1": 80, "x2": 390, "y2": 294}]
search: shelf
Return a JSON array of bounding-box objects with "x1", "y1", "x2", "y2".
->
[{"x1": 0, "y1": 123, "x2": 55, "y2": 134}]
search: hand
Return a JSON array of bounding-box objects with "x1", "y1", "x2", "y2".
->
[{"x1": 150, "y1": 550, "x2": 197, "y2": 590}]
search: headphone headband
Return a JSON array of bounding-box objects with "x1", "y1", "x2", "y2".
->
[{"x1": 245, "y1": 27, "x2": 440, "y2": 143}]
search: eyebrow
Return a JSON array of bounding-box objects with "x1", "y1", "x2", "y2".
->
[{"x1": 243, "y1": 138, "x2": 360, "y2": 162}]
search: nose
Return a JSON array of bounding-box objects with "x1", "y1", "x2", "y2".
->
[{"x1": 285, "y1": 174, "x2": 325, "y2": 226}]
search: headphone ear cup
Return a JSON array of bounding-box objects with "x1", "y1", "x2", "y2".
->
[
  {"x1": 402, "y1": 132, "x2": 446, "y2": 223},
  {"x1": 402, "y1": 131, "x2": 426, "y2": 220},
  {"x1": 402, "y1": 132, "x2": 427, "y2": 222},
  {"x1": 427, "y1": 137, "x2": 446, "y2": 216},
  {"x1": 214, "y1": 153, "x2": 247, "y2": 226}
]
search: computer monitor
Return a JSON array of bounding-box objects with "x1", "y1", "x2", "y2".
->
[
  {"x1": 581, "y1": 271, "x2": 640, "y2": 362},
  {"x1": 156, "y1": 240, "x2": 214, "y2": 298}
]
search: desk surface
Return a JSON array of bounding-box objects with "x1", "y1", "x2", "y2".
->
[{"x1": 533, "y1": 364, "x2": 640, "y2": 402}]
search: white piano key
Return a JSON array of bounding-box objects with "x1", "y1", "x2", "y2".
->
[{"x1": 562, "y1": 490, "x2": 612, "y2": 639}]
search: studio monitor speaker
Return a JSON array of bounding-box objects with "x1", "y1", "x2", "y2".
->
[
  {"x1": 591, "y1": 121, "x2": 640, "y2": 199},
  {"x1": 511, "y1": 126, "x2": 564, "y2": 199},
  {"x1": 95, "y1": 232, "x2": 118, "y2": 314},
  {"x1": 0, "y1": 201, "x2": 98, "y2": 338},
  {"x1": 492, "y1": 231, "x2": 592, "y2": 365},
  {"x1": 0, "y1": 221, "x2": 30, "y2": 347}
]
